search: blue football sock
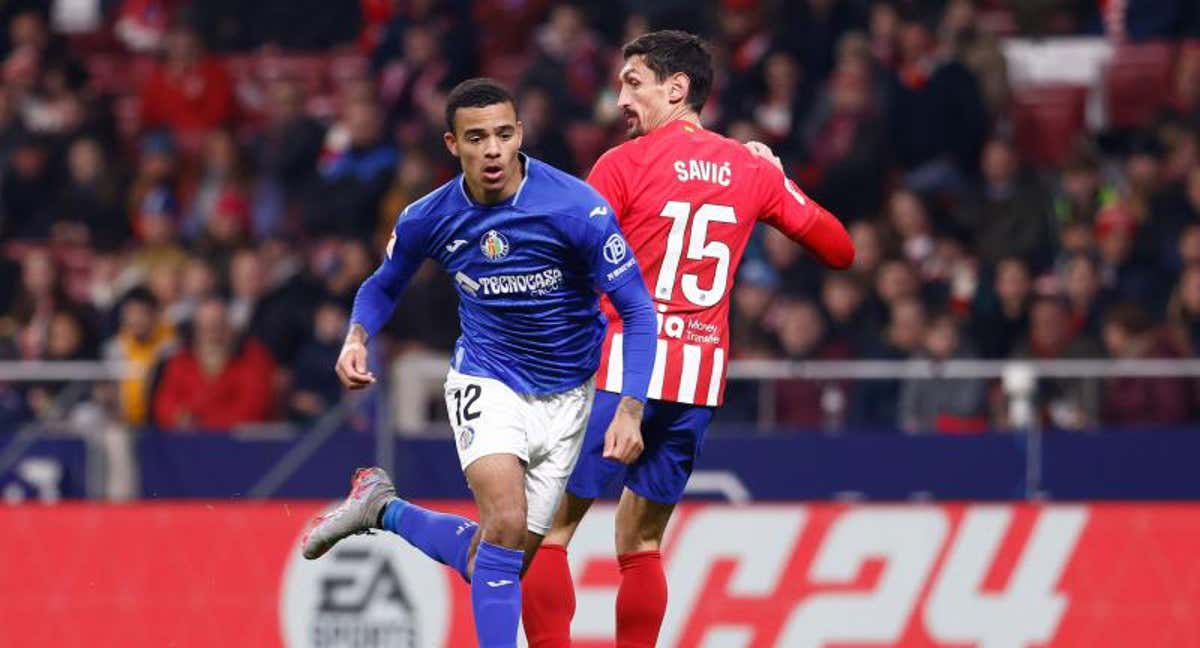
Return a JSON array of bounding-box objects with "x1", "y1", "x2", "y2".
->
[
  {"x1": 471, "y1": 541, "x2": 525, "y2": 648},
  {"x1": 379, "y1": 499, "x2": 476, "y2": 583}
]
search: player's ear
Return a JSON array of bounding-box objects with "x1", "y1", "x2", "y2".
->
[
  {"x1": 514, "y1": 120, "x2": 524, "y2": 148},
  {"x1": 443, "y1": 131, "x2": 459, "y2": 158},
  {"x1": 668, "y1": 72, "x2": 689, "y2": 105}
]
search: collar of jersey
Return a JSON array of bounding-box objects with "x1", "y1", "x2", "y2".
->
[
  {"x1": 458, "y1": 153, "x2": 531, "y2": 208},
  {"x1": 651, "y1": 119, "x2": 703, "y2": 139}
]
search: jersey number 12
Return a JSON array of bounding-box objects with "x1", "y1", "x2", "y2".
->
[{"x1": 655, "y1": 201, "x2": 737, "y2": 307}]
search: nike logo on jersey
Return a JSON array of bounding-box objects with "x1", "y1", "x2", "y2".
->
[
  {"x1": 589, "y1": 206, "x2": 608, "y2": 217},
  {"x1": 486, "y1": 580, "x2": 514, "y2": 588},
  {"x1": 445, "y1": 239, "x2": 468, "y2": 253}
]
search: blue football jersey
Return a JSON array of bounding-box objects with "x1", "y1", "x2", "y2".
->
[{"x1": 361, "y1": 154, "x2": 642, "y2": 394}]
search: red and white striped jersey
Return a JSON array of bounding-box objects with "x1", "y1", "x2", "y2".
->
[{"x1": 590, "y1": 120, "x2": 847, "y2": 406}]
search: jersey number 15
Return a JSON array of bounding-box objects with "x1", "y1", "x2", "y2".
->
[{"x1": 655, "y1": 201, "x2": 737, "y2": 307}]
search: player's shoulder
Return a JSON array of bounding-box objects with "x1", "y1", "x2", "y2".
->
[{"x1": 523, "y1": 155, "x2": 612, "y2": 217}]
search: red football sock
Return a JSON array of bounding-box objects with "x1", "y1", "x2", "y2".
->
[
  {"x1": 616, "y1": 550, "x2": 668, "y2": 648},
  {"x1": 522, "y1": 544, "x2": 574, "y2": 648}
]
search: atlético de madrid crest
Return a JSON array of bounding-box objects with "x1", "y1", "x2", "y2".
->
[{"x1": 480, "y1": 229, "x2": 510, "y2": 261}]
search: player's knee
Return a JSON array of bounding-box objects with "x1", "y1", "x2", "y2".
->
[{"x1": 481, "y1": 507, "x2": 528, "y2": 549}]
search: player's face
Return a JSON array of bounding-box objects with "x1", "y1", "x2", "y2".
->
[
  {"x1": 444, "y1": 102, "x2": 524, "y2": 203},
  {"x1": 617, "y1": 55, "x2": 680, "y2": 137}
]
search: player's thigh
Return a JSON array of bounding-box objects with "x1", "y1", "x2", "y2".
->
[
  {"x1": 623, "y1": 402, "x2": 715, "y2": 507},
  {"x1": 444, "y1": 368, "x2": 532, "y2": 473},
  {"x1": 564, "y1": 389, "x2": 627, "y2": 500},
  {"x1": 465, "y1": 453, "x2": 528, "y2": 547},
  {"x1": 526, "y1": 378, "x2": 595, "y2": 538}
]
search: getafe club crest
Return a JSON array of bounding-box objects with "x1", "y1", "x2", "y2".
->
[{"x1": 480, "y1": 230, "x2": 510, "y2": 261}]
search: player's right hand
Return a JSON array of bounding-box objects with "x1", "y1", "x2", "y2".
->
[
  {"x1": 335, "y1": 341, "x2": 376, "y2": 390},
  {"x1": 744, "y1": 140, "x2": 784, "y2": 172},
  {"x1": 603, "y1": 398, "x2": 645, "y2": 464}
]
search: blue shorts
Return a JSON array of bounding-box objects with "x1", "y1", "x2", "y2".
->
[{"x1": 566, "y1": 390, "x2": 714, "y2": 505}]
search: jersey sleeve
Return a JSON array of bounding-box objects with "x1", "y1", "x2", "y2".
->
[
  {"x1": 586, "y1": 148, "x2": 629, "y2": 216},
  {"x1": 579, "y1": 206, "x2": 642, "y2": 294},
  {"x1": 755, "y1": 162, "x2": 855, "y2": 269},
  {"x1": 349, "y1": 207, "x2": 429, "y2": 337}
]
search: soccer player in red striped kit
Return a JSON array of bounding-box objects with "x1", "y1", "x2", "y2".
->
[{"x1": 521, "y1": 30, "x2": 855, "y2": 647}]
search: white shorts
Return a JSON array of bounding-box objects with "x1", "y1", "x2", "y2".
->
[{"x1": 443, "y1": 368, "x2": 595, "y2": 535}]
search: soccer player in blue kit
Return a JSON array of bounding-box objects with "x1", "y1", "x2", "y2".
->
[{"x1": 299, "y1": 78, "x2": 657, "y2": 648}]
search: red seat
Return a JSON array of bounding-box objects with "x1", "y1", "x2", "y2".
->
[
  {"x1": 1104, "y1": 41, "x2": 1175, "y2": 129},
  {"x1": 1012, "y1": 84, "x2": 1089, "y2": 166}
]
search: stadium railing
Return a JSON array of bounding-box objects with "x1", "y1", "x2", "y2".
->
[{"x1": 4, "y1": 357, "x2": 1200, "y2": 501}]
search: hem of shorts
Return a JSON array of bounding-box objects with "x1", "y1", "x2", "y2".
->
[
  {"x1": 460, "y1": 449, "x2": 530, "y2": 471},
  {"x1": 623, "y1": 480, "x2": 684, "y2": 506}
]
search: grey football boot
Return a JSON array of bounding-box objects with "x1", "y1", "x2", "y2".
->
[{"x1": 301, "y1": 466, "x2": 397, "y2": 559}]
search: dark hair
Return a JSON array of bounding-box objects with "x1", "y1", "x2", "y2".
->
[
  {"x1": 622, "y1": 30, "x2": 713, "y2": 113},
  {"x1": 444, "y1": 78, "x2": 517, "y2": 132},
  {"x1": 1106, "y1": 301, "x2": 1154, "y2": 335}
]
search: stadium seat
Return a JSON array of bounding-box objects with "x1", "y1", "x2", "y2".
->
[
  {"x1": 1104, "y1": 41, "x2": 1175, "y2": 129},
  {"x1": 1012, "y1": 84, "x2": 1089, "y2": 166}
]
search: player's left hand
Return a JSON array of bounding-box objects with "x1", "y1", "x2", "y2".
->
[
  {"x1": 603, "y1": 397, "x2": 645, "y2": 464},
  {"x1": 745, "y1": 140, "x2": 783, "y2": 172}
]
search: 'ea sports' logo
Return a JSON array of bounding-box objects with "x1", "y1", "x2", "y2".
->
[
  {"x1": 281, "y1": 506, "x2": 450, "y2": 647},
  {"x1": 480, "y1": 230, "x2": 510, "y2": 261},
  {"x1": 603, "y1": 234, "x2": 627, "y2": 265}
]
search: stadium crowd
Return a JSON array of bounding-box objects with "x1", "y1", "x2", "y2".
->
[{"x1": 3, "y1": 0, "x2": 1200, "y2": 433}]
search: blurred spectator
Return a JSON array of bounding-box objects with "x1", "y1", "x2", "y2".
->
[
  {"x1": 183, "y1": 129, "x2": 247, "y2": 241},
  {"x1": 518, "y1": 85, "x2": 576, "y2": 174},
  {"x1": 752, "y1": 50, "x2": 807, "y2": 158},
  {"x1": 820, "y1": 272, "x2": 873, "y2": 353},
  {"x1": 899, "y1": 311, "x2": 987, "y2": 434},
  {"x1": 2, "y1": 250, "x2": 69, "y2": 360},
  {"x1": 1101, "y1": 302, "x2": 1191, "y2": 425},
  {"x1": 522, "y1": 3, "x2": 605, "y2": 121},
  {"x1": 1167, "y1": 265, "x2": 1200, "y2": 355},
  {"x1": 1094, "y1": 202, "x2": 1159, "y2": 307},
  {"x1": 306, "y1": 100, "x2": 398, "y2": 239},
  {"x1": 251, "y1": 78, "x2": 326, "y2": 238},
  {"x1": 378, "y1": 147, "x2": 436, "y2": 248},
  {"x1": 802, "y1": 53, "x2": 885, "y2": 219},
  {"x1": 379, "y1": 21, "x2": 449, "y2": 130},
  {"x1": 779, "y1": 0, "x2": 863, "y2": 85},
  {"x1": 772, "y1": 297, "x2": 850, "y2": 428},
  {"x1": 152, "y1": 295, "x2": 276, "y2": 430},
  {"x1": 847, "y1": 219, "x2": 883, "y2": 278},
  {"x1": 1061, "y1": 253, "x2": 1111, "y2": 339},
  {"x1": 139, "y1": 23, "x2": 235, "y2": 137},
  {"x1": 889, "y1": 10, "x2": 988, "y2": 193},
  {"x1": 850, "y1": 297, "x2": 926, "y2": 429},
  {"x1": 288, "y1": 300, "x2": 347, "y2": 422},
  {"x1": 371, "y1": 0, "x2": 478, "y2": 83},
  {"x1": 971, "y1": 256, "x2": 1032, "y2": 359},
  {"x1": 52, "y1": 137, "x2": 129, "y2": 250},
  {"x1": 1012, "y1": 296, "x2": 1102, "y2": 429},
  {"x1": 0, "y1": 131, "x2": 55, "y2": 239},
  {"x1": 1052, "y1": 141, "x2": 1117, "y2": 234},
  {"x1": 114, "y1": 0, "x2": 174, "y2": 53},
  {"x1": 104, "y1": 288, "x2": 174, "y2": 425},
  {"x1": 729, "y1": 258, "x2": 779, "y2": 357},
  {"x1": 957, "y1": 137, "x2": 1054, "y2": 270},
  {"x1": 23, "y1": 308, "x2": 98, "y2": 419}
]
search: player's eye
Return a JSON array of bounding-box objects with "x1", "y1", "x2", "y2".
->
[{"x1": 468, "y1": 136, "x2": 481, "y2": 143}]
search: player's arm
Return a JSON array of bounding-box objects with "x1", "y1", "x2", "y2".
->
[
  {"x1": 748, "y1": 141, "x2": 855, "y2": 269},
  {"x1": 338, "y1": 214, "x2": 425, "y2": 389},
  {"x1": 580, "y1": 205, "x2": 655, "y2": 463}
]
